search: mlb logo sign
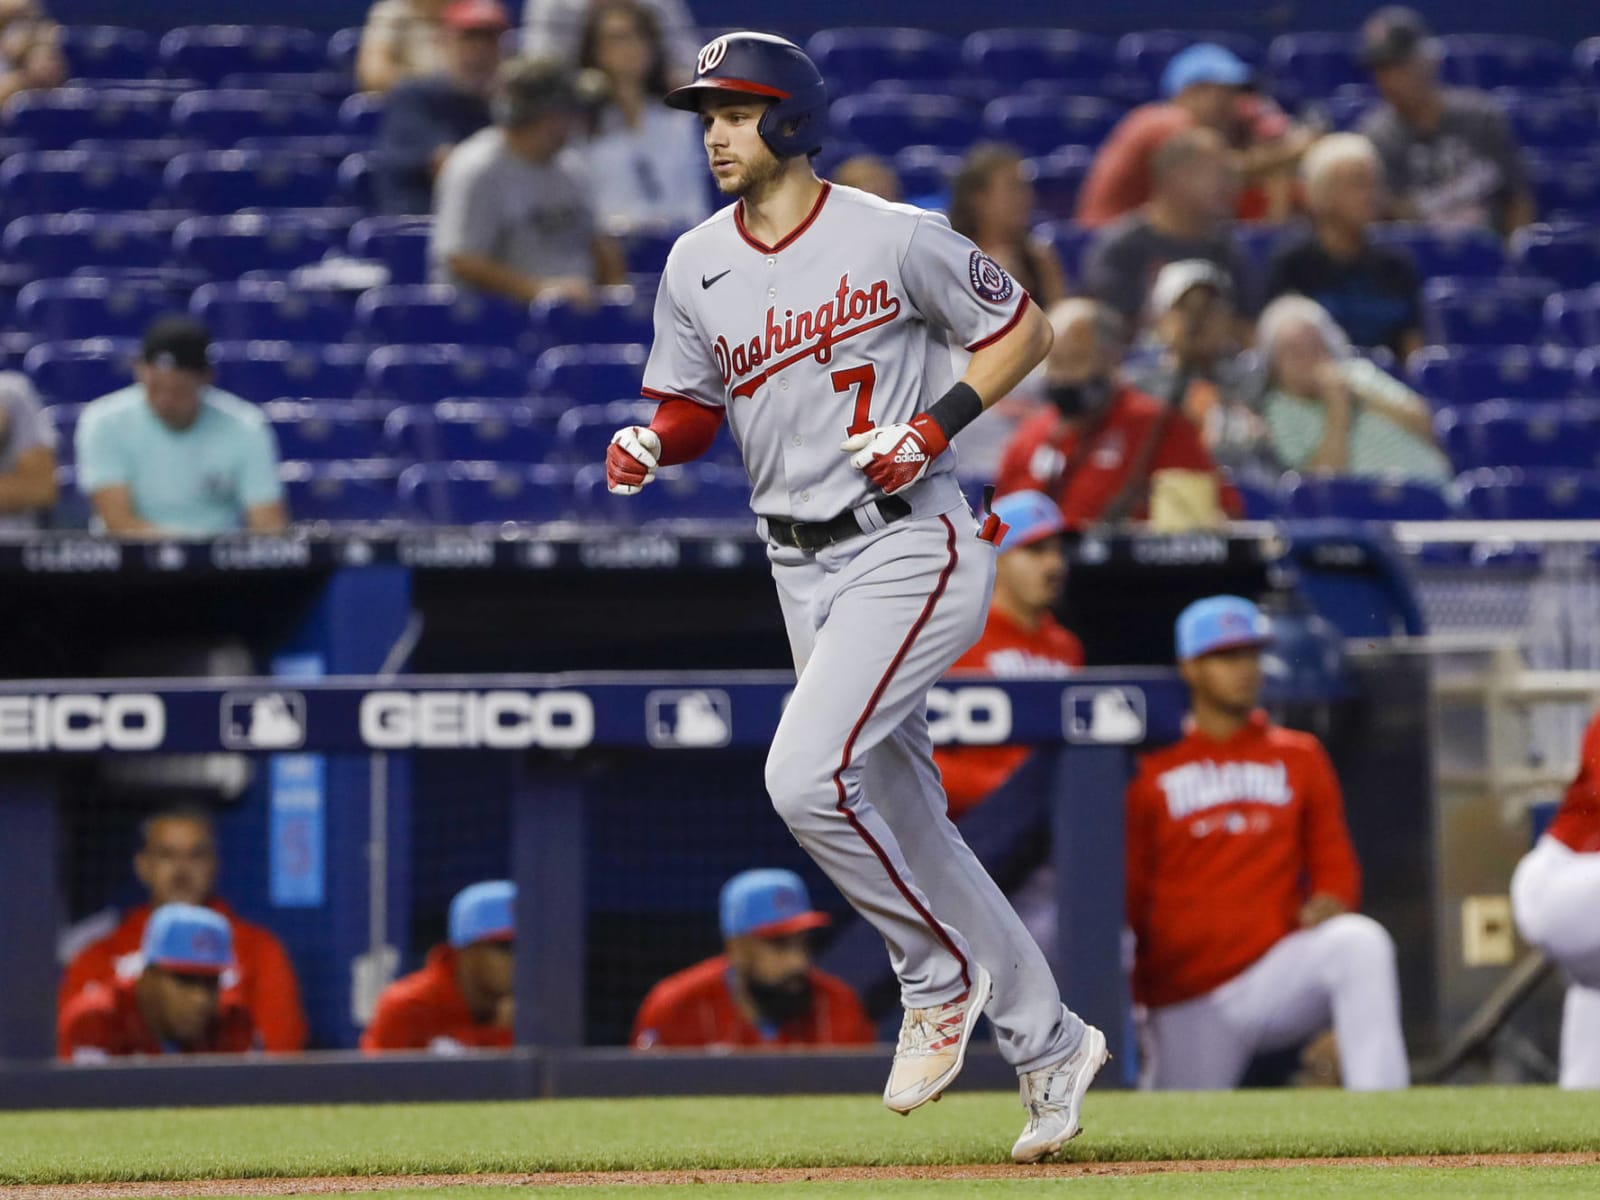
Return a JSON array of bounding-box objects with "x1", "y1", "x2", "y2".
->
[
  {"x1": 220, "y1": 691, "x2": 307, "y2": 750},
  {"x1": 645, "y1": 689, "x2": 732, "y2": 749},
  {"x1": 1062, "y1": 687, "x2": 1146, "y2": 745}
]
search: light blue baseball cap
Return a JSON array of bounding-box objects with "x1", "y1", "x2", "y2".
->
[
  {"x1": 1161, "y1": 43, "x2": 1252, "y2": 98},
  {"x1": 142, "y1": 903, "x2": 233, "y2": 976},
  {"x1": 1175, "y1": 595, "x2": 1273, "y2": 661},
  {"x1": 449, "y1": 880, "x2": 515, "y2": 948},
  {"x1": 719, "y1": 868, "x2": 830, "y2": 939},
  {"x1": 992, "y1": 490, "x2": 1066, "y2": 552}
]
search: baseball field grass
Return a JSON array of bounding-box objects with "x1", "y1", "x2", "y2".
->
[{"x1": 1, "y1": 1089, "x2": 1597, "y2": 1197}]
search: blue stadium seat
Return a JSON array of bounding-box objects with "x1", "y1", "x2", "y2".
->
[
  {"x1": 554, "y1": 400, "x2": 656, "y2": 466},
  {"x1": 60, "y1": 26, "x2": 155, "y2": 80},
  {"x1": 830, "y1": 93, "x2": 982, "y2": 156},
  {"x1": 1408, "y1": 345, "x2": 1580, "y2": 406},
  {"x1": 1226, "y1": 476, "x2": 1283, "y2": 521},
  {"x1": 0, "y1": 151, "x2": 161, "y2": 218},
  {"x1": 1037, "y1": 220, "x2": 1097, "y2": 281},
  {"x1": 534, "y1": 288, "x2": 652, "y2": 348},
  {"x1": 384, "y1": 401, "x2": 554, "y2": 463},
  {"x1": 365, "y1": 344, "x2": 529, "y2": 406},
  {"x1": 1422, "y1": 277, "x2": 1550, "y2": 346},
  {"x1": 893, "y1": 145, "x2": 956, "y2": 200},
  {"x1": 326, "y1": 28, "x2": 362, "y2": 76},
  {"x1": 23, "y1": 338, "x2": 137, "y2": 405},
  {"x1": 353, "y1": 284, "x2": 530, "y2": 348},
  {"x1": 173, "y1": 213, "x2": 338, "y2": 277},
  {"x1": 1511, "y1": 224, "x2": 1600, "y2": 291},
  {"x1": 66, "y1": 137, "x2": 205, "y2": 164},
  {"x1": 1116, "y1": 30, "x2": 1265, "y2": 89},
  {"x1": 233, "y1": 133, "x2": 364, "y2": 161},
  {"x1": 982, "y1": 95, "x2": 1119, "y2": 158},
  {"x1": 2, "y1": 88, "x2": 167, "y2": 149},
  {"x1": 262, "y1": 401, "x2": 383, "y2": 461},
  {"x1": 337, "y1": 92, "x2": 385, "y2": 140},
  {"x1": 210, "y1": 341, "x2": 367, "y2": 402},
  {"x1": 348, "y1": 215, "x2": 431, "y2": 285},
  {"x1": 1438, "y1": 35, "x2": 1573, "y2": 91},
  {"x1": 1368, "y1": 224, "x2": 1504, "y2": 279},
  {"x1": 1267, "y1": 33, "x2": 1365, "y2": 105},
  {"x1": 577, "y1": 462, "x2": 751, "y2": 523},
  {"x1": 336, "y1": 151, "x2": 376, "y2": 210},
  {"x1": 217, "y1": 71, "x2": 354, "y2": 104},
  {"x1": 1236, "y1": 224, "x2": 1287, "y2": 278},
  {"x1": 159, "y1": 26, "x2": 327, "y2": 86},
  {"x1": 533, "y1": 344, "x2": 647, "y2": 404},
  {"x1": 163, "y1": 150, "x2": 338, "y2": 213},
  {"x1": 1579, "y1": 38, "x2": 1600, "y2": 89},
  {"x1": 1527, "y1": 155, "x2": 1600, "y2": 222},
  {"x1": 16, "y1": 277, "x2": 172, "y2": 342},
  {"x1": 1028, "y1": 147, "x2": 1093, "y2": 220},
  {"x1": 1436, "y1": 402, "x2": 1600, "y2": 472},
  {"x1": 1500, "y1": 95, "x2": 1599, "y2": 153},
  {"x1": 1282, "y1": 474, "x2": 1453, "y2": 521},
  {"x1": 1545, "y1": 287, "x2": 1600, "y2": 348},
  {"x1": 398, "y1": 460, "x2": 576, "y2": 524},
  {"x1": 190, "y1": 280, "x2": 353, "y2": 342},
  {"x1": 40, "y1": 403, "x2": 87, "y2": 464},
  {"x1": 962, "y1": 29, "x2": 1116, "y2": 92},
  {"x1": 2, "y1": 213, "x2": 169, "y2": 273},
  {"x1": 620, "y1": 228, "x2": 677, "y2": 275},
  {"x1": 1458, "y1": 468, "x2": 1600, "y2": 519},
  {"x1": 806, "y1": 28, "x2": 960, "y2": 97},
  {"x1": 171, "y1": 90, "x2": 335, "y2": 147},
  {"x1": 280, "y1": 458, "x2": 401, "y2": 523}
]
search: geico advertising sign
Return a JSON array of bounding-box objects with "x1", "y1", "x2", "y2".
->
[
  {"x1": 0, "y1": 694, "x2": 166, "y2": 752},
  {"x1": 360, "y1": 690, "x2": 595, "y2": 749},
  {"x1": 926, "y1": 687, "x2": 1012, "y2": 745}
]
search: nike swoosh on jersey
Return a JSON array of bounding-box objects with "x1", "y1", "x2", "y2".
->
[{"x1": 701, "y1": 270, "x2": 732, "y2": 289}]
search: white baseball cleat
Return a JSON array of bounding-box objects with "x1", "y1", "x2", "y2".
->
[
  {"x1": 882, "y1": 963, "x2": 993, "y2": 1115},
  {"x1": 1010, "y1": 1023, "x2": 1110, "y2": 1163}
]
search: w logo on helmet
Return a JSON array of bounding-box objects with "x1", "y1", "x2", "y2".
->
[{"x1": 697, "y1": 37, "x2": 729, "y2": 76}]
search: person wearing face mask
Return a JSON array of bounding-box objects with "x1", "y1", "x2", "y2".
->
[
  {"x1": 994, "y1": 299, "x2": 1235, "y2": 529},
  {"x1": 632, "y1": 869, "x2": 875, "y2": 1049}
]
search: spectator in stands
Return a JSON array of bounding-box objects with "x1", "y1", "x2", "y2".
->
[
  {"x1": 832, "y1": 154, "x2": 902, "y2": 203},
  {"x1": 375, "y1": 0, "x2": 508, "y2": 216},
  {"x1": 1356, "y1": 6, "x2": 1536, "y2": 235},
  {"x1": 1256, "y1": 295, "x2": 1449, "y2": 484},
  {"x1": 950, "y1": 143, "x2": 1068, "y2": 308},
  {"x1": 0, "y1": 371, "x2": 56, "y2": 531},
  {"x1": 1076, "y1": 43, "x2": 1313, "y2": 229},
  {"x1": 579, "y1": 0, "x2": 709, "y2": 233},
  {"x1": 1082, "y1": 128, "x2": 1252, "y2": 329},
  {"x1": 1264, "y1": 133, "x2": 1424, "y2": 360},
  {"x1": 995, "y1": 299, "x2": 1234, "y2": 528},
  {"x1": 1127, "y1": 595, "x2": 1409, "y2": 1090},
  {"x1": 522, "y1": 0, "x2": 698, "y2": 86},
  {"x1": 632, "y1": 869, "x2": 875, "y2": 1048},
  {"x1": 363, "y1": 880, "x2": 516, "y2": 1052},
  {"x1": 933, "y1": 491, "x2": 1084, "y2": 818},
  {"x1": 1130, "y1": 260, "x2": 1278, "y2": 481},
  {"x1": 59, "y1": 806, "x2": 307, "y2": 1052},
  {"x1": 74, "y1": 318, "x2": 287, "y2": 537},
  {"x1": 59, "y1": 904, "x2": 257, "y2": 1060},
  {"x1": 0, "y1": 0, "x2": 65, "y2": 106},
  {"x1": 358, "y1": 0, "x2": 451, "y2": 94},
  {"x1": 432, "y1": 56, "x2": 626, "y2": 303}
]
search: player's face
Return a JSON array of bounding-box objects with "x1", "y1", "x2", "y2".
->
[
  {"x1": 699, "y1": 95, "x2": 782, "y2": 197},
  {"x1": 149, "y1": 970, "x2": 221, "y2": 1047},
  {"x1": 135, "y1": 817, "x2": 219, "y2": 907},
  {"x1": 463, "y1": 940, "x2": 514, "y2": 1001},
  {"x1": 136, "y1": 362, "x2": 208, "y2": 432},
  {"x1": 730, "y1": 931, "x2": 811, "y2": 990},
  {"x1": 1181, "y1": 646, "x2": 1264, "y2": 714},
  {"x1": 997, "y1": 535, "x2": 1066, "y2": 614},
  {"x1": 1321, "y1": 158, "x2": 1380, "y2": 228}
]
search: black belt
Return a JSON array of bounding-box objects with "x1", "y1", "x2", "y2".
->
[{"x1": 765, "y1": 496, "x2": 912, "y2": 552}]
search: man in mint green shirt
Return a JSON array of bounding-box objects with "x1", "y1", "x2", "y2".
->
[{"x1": 76, "y1": 317, "x2": 288, "y2": 536}]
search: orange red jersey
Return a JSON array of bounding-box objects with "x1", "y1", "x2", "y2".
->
[
  {"x1": 631, "y1": 954, "x2": 876, "y2": 1049},
  {"x1": 361, "y1": 945, "x2": 513, "y2": 1052},
  {"x1": 58, "y1": 977, "x2": 256, "y2": 1059},
  {"x1": 934, "y1": 607, "x2": 1085, "y2": 818},
  {"x1": 1126, "y1": 711, "x2": 1362, "y2": 1008},
  {"x1": 1548, "y1": 710, "x2": 1600, "y2": 853},
  {"x1": 59, "y1": 899, "x2": 307, "y2": 1052}
]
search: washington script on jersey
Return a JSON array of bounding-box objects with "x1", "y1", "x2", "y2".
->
[
  {"x1": 715, "y1": 273, "x2": 901, "y2": 399},
  {"x1": 1157, "y1": 759, "x2": 1292, "y2": 820}
]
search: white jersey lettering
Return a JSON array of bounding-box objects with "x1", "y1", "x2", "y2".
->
[{"x1": 1157, "y1": 760, "x2": 1293, "y2": 820}]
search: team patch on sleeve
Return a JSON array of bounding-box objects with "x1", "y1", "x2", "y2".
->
[{"x1": 968, "y1": 251, "x2": 1014, "y2": 303}]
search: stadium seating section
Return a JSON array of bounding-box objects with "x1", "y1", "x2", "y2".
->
[{"x1": 11, "y1": 23, "x2": 1600, "y2": 525}]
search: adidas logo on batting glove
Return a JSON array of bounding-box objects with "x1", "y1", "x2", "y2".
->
[{"x1": 840, "y1": 414, "x2": 949, "y2": 496}]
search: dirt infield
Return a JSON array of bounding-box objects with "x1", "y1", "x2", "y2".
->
[{"x1": 9, "y1": 1153, "x2": 1598, "y2": 1198}]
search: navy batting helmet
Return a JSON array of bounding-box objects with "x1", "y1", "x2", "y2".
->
[{"x1": 664, "y1": 32, "x2": 826, "y2": 159}]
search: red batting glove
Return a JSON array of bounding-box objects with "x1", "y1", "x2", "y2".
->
[
  {"x1": 606, "y1": 426, "x2": 661, "y2": 495},
  {"x1": 839, "y1": 413, "x2": 949, "y2": 496}
]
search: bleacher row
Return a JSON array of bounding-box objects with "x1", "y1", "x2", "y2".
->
[{"x1": 8, "y1": 23, "x2": 1600, "y2": 529}]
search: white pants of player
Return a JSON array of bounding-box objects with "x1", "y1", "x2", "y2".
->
[
  {"x1": 765, "y1": 507, "x2": 1085, "y2": 1073},
  {"x1": 1139, "y1": 914, "x2": 1410, "y2": 1090},
  {"x1": 1511, "y1": 835, "x2": 1600, "y2": 1089}
]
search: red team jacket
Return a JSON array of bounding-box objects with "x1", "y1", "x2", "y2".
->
[
  {"x1": 1548, "y1": 710, "x2": 1600, "y2": 853},
  {"x1": 58, "y1": 977, "x2": 257, "y2": 1059},
  {"x1": 934, "y1": 608, "x2": 1085, "y2": 817},
  {"x1": 1125, "y1": 712, "x2": 1363, "y2": 1009},
  {"x1": 631, "y1": 955, "x2": 876, "y2": 1049},
  {"x1": 59, "y1": 899, "x2": 308, "y2": 1052},
  {"x1": 360, "y1": 945, "x2": 513, "y2": 1052}
]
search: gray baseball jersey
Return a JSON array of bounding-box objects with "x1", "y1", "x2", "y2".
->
[{"x1": 641, "y1": 182, "x2": 1028, "y2": 524}]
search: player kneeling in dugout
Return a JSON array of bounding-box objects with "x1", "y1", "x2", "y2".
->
[
  {"x1": 362, "y1": 880, "x2": 515, "y2": 1053},
  {"x1": 632, "y1": 869, "x2": 876, "y2": 1049},
  {"x1": 1126, "y1": 595, "x2": 1409, "y2": 1090},
  {"x1": 59, "y1": 904, "x2": 257, "y2": 1059}
]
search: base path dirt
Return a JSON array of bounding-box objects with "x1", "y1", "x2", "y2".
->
[{"x1": 8, "y1": 1153, "x2": 1599, "y2": 1198}]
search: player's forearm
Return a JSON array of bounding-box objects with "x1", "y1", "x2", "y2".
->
[
  {"x1": 0, "y1": 462, "x2": 57, "y2": 512},
  {"x1": 446, "y1": 252, "x2": 542, "y2": 304},
  {"x1": 246, "y1": 501, "x2": 289, "y2": 534},
  {"x1": 961, "y1": 300, "x2": 1053, "y2": 409}
]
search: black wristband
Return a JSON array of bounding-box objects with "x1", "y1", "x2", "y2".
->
[{"x1": 925, "y1": 382, "x2": 984, "y2": 442}]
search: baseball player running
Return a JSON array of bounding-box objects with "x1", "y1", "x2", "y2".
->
[{"x1": 604, "y1": 32, "x2": 1106, "y2": 1161}]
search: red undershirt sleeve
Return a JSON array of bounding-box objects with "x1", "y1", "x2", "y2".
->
[{"x1": 646, "y1": 396, "x2": 726, "y2": 466}]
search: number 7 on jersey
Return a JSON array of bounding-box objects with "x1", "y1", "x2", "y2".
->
[{"x1": 833, "y1": 365, "x2": 877, "y2": 438}]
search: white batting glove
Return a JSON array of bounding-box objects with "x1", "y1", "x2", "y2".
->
[
  {"x1": 840, "y1": 414, "x2": 946, "y2": 496},
  {"x1": 606, "y1": 426, "x2": 661, "y2": 495}
]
